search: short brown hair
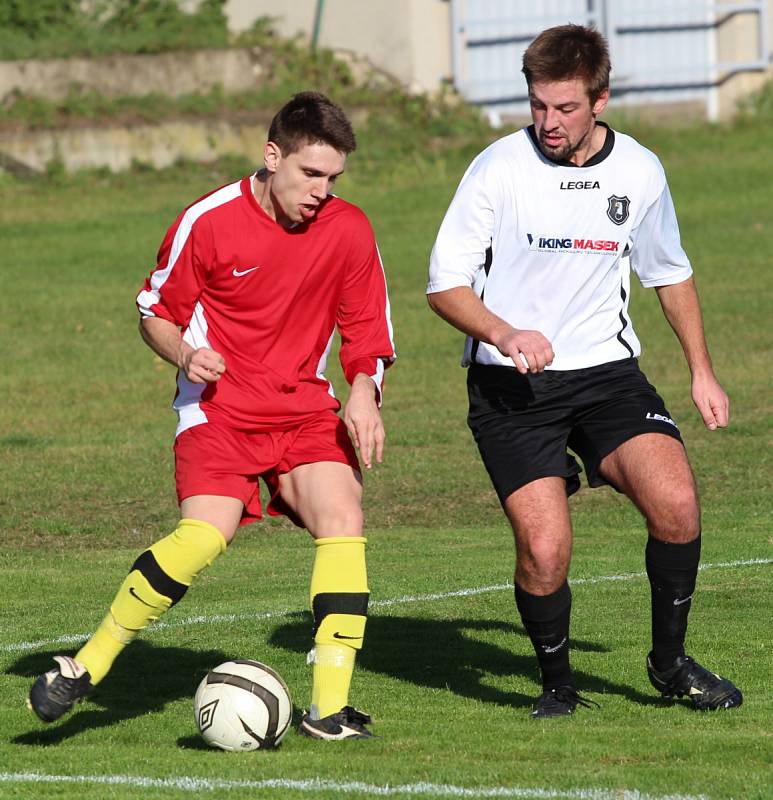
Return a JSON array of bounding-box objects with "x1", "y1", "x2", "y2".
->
[
  {"x1": 522, "y1": 25, "x2": 610, "y2": 103},
  {"x1": 268, "y1": 92, "x2": 357, "y2": 155}
]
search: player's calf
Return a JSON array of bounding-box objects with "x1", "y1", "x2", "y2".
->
[{"x1": 308, "y1": 536, "x2": 369, "y2": 720}]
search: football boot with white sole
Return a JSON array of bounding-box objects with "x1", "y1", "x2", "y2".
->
[
  {"x1": 298, "y1": 705, "x2": 374, "y2": 740},
  {"x1": 28, "y1": 655, "x2": 93, "y2": 723},
  {"x1": 647, "y1": 653, "x2": 742, "y2": 710}
]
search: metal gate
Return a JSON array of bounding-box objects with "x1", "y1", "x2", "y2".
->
[{"x1": 450, "y1": 1, "x2": 769, "y2": 121}]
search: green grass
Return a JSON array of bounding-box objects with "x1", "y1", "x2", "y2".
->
[
  {"x1": 0, "y1": 0, "x2": 233, "y2": 61},
  {"x1": 0, "y1": 116, "x2": 771, "y2": 799}
]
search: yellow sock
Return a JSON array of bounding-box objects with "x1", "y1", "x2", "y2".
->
[
  {"x1": 75, "y1": 612, "x2": 135, "y2": 685},
  {"x1": 76, "y1": 519, "x2": 226, "y2": 684},
  {"x1": 308, "y1": 536, "x2": 369, "y2": 719}
]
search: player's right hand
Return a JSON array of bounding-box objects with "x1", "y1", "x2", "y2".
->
[
  {"x1": 495, "y1": 328, "x2": 554, "y2": 374},
  {"x1": 181, "y1": 346, "x2": 226, "y2": 383}
]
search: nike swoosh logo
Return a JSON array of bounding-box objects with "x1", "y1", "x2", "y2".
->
[
  {"x1": 333, "y1": 632, "x2": 363, "y2": 641},
  {"x1": 129, "y1": 586, "x2": 155, "y2": 607},
  {"x1": 541, "y1": 636, "x2": 567, "y2": 654},
  {"x1": 673, "y1": 595, "x2": 692, "y2": 606},
  {"x1": 232, "y1": 266, "x2": 260, "y2": 277}
]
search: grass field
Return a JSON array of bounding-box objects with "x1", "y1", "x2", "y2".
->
[{"x1": 0, "y1": 114, "x2": 771, "y2": 800}]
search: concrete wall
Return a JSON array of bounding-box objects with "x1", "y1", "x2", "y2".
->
[
  {"x1": 3, "y1": 1, "x2": 766, "y2": 114},
  {"x1": 224, "y1": 0, "x2": 771, "y2": 118},
  {"x1": 224, "y1": 0, "x2": 452, "y2": 94},
  {"x1": 716, "y1": 1, "x2": 773, "y2": 118},
  {"x1": 0, "y1": 49, "x2": 266, "y2": 103},
  {"x1": 2, "y1": 0, "x2": 769, "y2": 174},
  {"x1": 1, "y1": 119, "x2": 268, "y2": 173}
]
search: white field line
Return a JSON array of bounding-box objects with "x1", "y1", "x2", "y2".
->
[
  {"x1": 2, "y1": 557, "x2": 769, "y2": 655},
  {"x1": 0, "y1": 771, "x2": 710, "y2": 799}
]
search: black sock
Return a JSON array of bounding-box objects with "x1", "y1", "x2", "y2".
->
[
  {"x1": 646, "y1": 534, "x2": 701, "y2": 671},
  {"x1": 514, "y1": 581, "x2": 572, "y2": 690}
]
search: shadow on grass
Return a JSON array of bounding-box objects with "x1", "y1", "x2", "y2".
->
[
  {"x1": 7, "y1": 641, "x2": 230, "y2": 746},
  {"x1": 176, "y1": 734, "x2": 217, "y2": 751},
  {"x1": 271, "y1": 614, "x2": 656, "y2": 708},
  {"x1": 176, "y1": 705, "x2": 304, "y2": 751},
  {"x1": 6, "y1": 615, "x2": 658, "y2": 743}
]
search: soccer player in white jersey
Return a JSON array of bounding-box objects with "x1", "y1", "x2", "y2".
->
[
  {"x1": 29, "y1": 92, "x2": 396, "y2": 740},
  {"x1": 427, "y1": 25, "x2": 741, "y2": 717}
]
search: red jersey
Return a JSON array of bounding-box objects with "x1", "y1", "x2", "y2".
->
[{"x1": 137, "y1": 176, "x2": 395, "y2": 435}]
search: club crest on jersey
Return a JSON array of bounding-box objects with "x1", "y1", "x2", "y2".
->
[{"x1": 606, "y1": 195, "x2": 630, "y2": 225}]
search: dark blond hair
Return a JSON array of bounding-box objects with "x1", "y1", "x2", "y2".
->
[
  {"x1": 268, "y1": 91, "x2": 356, "y2": 155},
  {"x1": 522, "y1": 25, "x2": 610, "y2": 103}
]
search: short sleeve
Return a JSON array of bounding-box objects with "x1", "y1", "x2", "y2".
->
[
  {"x1": 629, "y1": 179, "x2": 693, "y2": 288},
  {"x1": 136, "y1": 210, "x2": 211, "y2": 326},
  {"x1": 427, "y1": 154, "x2": 499, "y2": 293}
]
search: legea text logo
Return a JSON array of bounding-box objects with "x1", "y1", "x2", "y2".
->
[{"x1": 527, "y1": 233, "x2": 620, "y2": 253}]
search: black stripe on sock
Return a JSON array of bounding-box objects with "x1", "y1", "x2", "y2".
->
[
  {"x1": 130, "y1": 550, "x2": 188, "y2": 605},
  {"x1": 312, "y1": 592, "x2": 369, "y2": 635}
]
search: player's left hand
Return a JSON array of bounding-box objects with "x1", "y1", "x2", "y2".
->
[
  {"x1": 344, "y1": 374, "x2": 385, "y2": 469},
  {"x1": 691, "y1": 370, "x2": 729, "y2": 431}
]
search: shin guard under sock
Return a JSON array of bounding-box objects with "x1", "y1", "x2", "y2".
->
[
  {"x1": 646, "y1": 533, "x2": 701, "y2": 671},
  {"x1": 308, "y1": 536, "x2": 368, "y2": 719},
  {"x1": 515, "y1": 581, "x2": 573, "y2": 690},
  {"x1": 76, "y1": 519, "x2": 226, "y2": 683}
]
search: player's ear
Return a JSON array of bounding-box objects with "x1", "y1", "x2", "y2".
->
[
  {"x1": 592, "y1": 88, "x2": 609, "y2": 117},
  {"x1": 264, "y1": 141, "x2": 282, "y2": 174}
]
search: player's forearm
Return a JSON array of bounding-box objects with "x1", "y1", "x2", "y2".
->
[
  {"x1": 655, "y1": 277, "x2": 714, "y2": 376},
  {"x1": 139, "y1": 315, "x2": 192, "y2": 370},
  {"x1": 427, "y1": 286, "x2": 514, "y2": 349}
]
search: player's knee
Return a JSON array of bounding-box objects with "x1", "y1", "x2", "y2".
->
[
  {"x1": 647, "y1": 485, "x2": 700, "y2": 540},
  {"x1": 516, "y1": 540, "x2": 569, "y2": 590},
  {"x1": 311, "y1": 506, "x2": 364, "y2": 537}
]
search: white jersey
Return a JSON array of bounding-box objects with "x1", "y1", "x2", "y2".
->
[{"x1": 427, "y1": 124, "x2": 692, "y2": 370}]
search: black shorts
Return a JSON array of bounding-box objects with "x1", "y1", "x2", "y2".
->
[{"x1": 467, "y1": 358, "x2": 683, "y2": 502}]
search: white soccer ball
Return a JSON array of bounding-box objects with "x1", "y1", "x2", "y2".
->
[{"x1": 193, "y1": 659, "x2": 293, "y2": 751}]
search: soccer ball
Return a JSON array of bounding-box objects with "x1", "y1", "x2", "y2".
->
[{"x1": 193, "y1": 659, "x2": 293, "y2": 751}]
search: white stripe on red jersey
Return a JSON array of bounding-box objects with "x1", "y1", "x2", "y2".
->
[{"x1": 137, "y1": 182, "x2": 243, "y2": 318}]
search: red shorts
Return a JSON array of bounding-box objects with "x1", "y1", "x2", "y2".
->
[{"x1": 174, "y1": 411, "x2": 359, "y2": 527}]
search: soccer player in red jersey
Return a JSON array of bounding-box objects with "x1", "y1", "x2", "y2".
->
[{"x1": 29, "y1": 92, "x2": 396, "y2": 740}]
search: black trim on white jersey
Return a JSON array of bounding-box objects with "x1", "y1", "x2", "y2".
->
[
  {"x1": 616, "y1": 283, "x2": 635, "y2": 358},
  {"x1": 526, "y1": 122, "x2": 615, "y2": 168},
  {"x1": 470, "y1": 242, "x2": 494, "y2": 364}
]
